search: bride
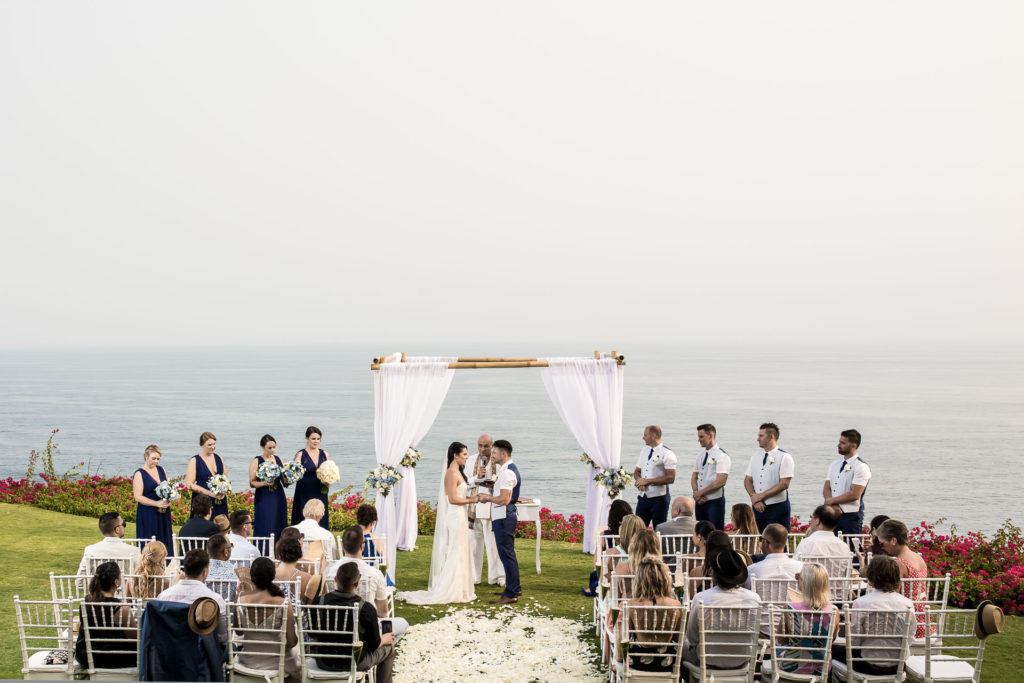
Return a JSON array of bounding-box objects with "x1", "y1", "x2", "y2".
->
[{"x1": 396, "y1": 441, "x2": 479, "y2": 605}]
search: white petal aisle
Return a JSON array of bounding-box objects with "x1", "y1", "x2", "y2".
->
[{"x1": 394, "y1": 607, "x2": 603, "y2": 682}]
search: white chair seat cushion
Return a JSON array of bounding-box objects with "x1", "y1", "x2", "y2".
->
[
  {"x1": 683, "y1": 660, "x2": 751, "y2": 681},
  {"x1": 232, "y1": 661, "x2": 281, "y2": 678},
  {"x1": 905, "y1": 654, "x2": 977, "y2": 681},
  {"x1": 304, "y1": 657, "x2": 365, "y2": 680},
  {"x1": 25, "y1": 650, "x2": 70, "y2": 673}
]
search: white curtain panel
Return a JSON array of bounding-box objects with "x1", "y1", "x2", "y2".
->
[
  {"x1": 540, "y1": 357, "x2": 624, "y2": 554},
  {"x1": 373, "y1": 357, "x2": 456, "y2": 580}
]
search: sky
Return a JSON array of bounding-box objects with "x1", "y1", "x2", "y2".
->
[{"x1": 1, "y1": 2, "x2": 1021, "y2": 349}]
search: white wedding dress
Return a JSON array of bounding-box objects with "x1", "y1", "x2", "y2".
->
[{"x1": 396, "y1": 478, "x2": 476, "y2": 605}]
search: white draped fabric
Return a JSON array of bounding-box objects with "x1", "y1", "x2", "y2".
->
[
  {"x1": 373, "y1": 356, "x2": 456, "y2": 580},
  {"x1": 539, "y1": 357, "x2": 624, "y2": 554}
]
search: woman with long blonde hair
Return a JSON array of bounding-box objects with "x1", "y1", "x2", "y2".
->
[
  {"x1": 775, "y1": 563, "x2": 838, "y2": 676},
  {"x1": 127, "y1": 541, "x2": 178, "y2": 600},
  {"x1": 615, "y1": 557, "x2": 683, "y2": 673}
]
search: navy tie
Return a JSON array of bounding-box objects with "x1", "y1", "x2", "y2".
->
[
  {"x1": 647, "y1": 448, "x2": 654, "y2": 460},
  {"x1": 762, "y1": 452, "x2": 768, "y2": 466},
  {"x1": 702, "y1": 451, "x2": 708, "y2": 467}
]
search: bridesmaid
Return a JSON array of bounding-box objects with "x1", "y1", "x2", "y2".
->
[
  {"x1": 132, "y1": 444, "x2": 173, "y2": 554},
  {"x1": 249, "y1": 434, "x2": 287, "y2": 541},
  {"x1": 290, "y1": 426, "x2": 331, "y2": 530},
  {"x1": 186, "y1": 431, "x2": 229, "y2": 519}
]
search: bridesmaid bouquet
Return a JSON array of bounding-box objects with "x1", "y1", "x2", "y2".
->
[
  {"x1": 207, "y1": 473, "x2": 233, "y2": 498},
  {"x1": 154, "y1": 480, "x2": 180, "y2": 513},
  {"x1": 593, "y1": 465, "x2": 632, "y2": 500},
  {"x1": 399, "y1": 447, "x2": 423, "y2": 469},
  {"x1": 281, "y1": 461, "x2": 304, "y2": 487},
  {"x1": 364, "y1": 465, "x2": 403, "y2": 498},
  {"x1": 317, "y1": 460, "x2": 340, "y2": 494},
  {"x1": 256, "y1": 461, "x2": 283, "y2": 491}
]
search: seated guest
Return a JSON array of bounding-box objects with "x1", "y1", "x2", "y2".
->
[
  {"x1": 156, "y1": 549, "x2": 228, "y2": 643},
  {"x1": 773, "y1": 563, "x2": 838, "y2": 676},
  {"x1": 295, "y1": 500, "x2": 338, "y2": 562},
  {"x1": 584, "y1": 500, "x2": 634, "y2": 597},
  {"x1": 728, "y1": 503, "x2": 760, "y2": 555},
  {"x1": 127, "y1": 541, "x2": 179, "y2": 600},
  {"x1": 793, "y1": 505, "x2": 853, "y2": 561},
  {"x1": 604, "y1": 515, "x2": 646, "y2": 580},
  {"x1": 614, "y1": 528, "x2": 662, "y2": 598},
  {"x1": 615, "y1": 557, "x2": 684, "y2": 674},
  {"x1": 275, "y1": 537, "x2": 314, "y2": 603},
  {"x1": 745, "y1": 523, "x2": 802, "y2": 588},
  {"x1": 280, "y1": 526, "x2": 303, "y2": 542},
  {"x1": 312, "y1": 562, "x2": 396, "y2": 683},
  {"x1": 326, "y1": 526, "x2": 409, "y2": 639},
  {"x1": 656, "y1": 496, "x2": 696, "y2": 554},
  {"x1": 235, "y1": 557, "x2": 299, "y2": 677},
  {"x1": 205, "y1": 534, "x2": 237, "y2": 582},
  {"x1": 226, "y1": 510, "x2": 261, "y2": 560},
  {"x1": 682, "y1": 549, "x2": 762, "y2": 668},
  {"x1": 75, "y1": 561, "x2": 137, "y2": 669},
  {"x1": 691, "y1": 531, "x2": 751, "y2": 598},
  {"x1": 178, "y1": 494, "x2": 219, "y2": 540},
  {"x1": 76, "y1": 512, "x2": 141, "y2": 575},
  {"x1": 831, "y1": 556, "x2": 913, "y2": 675},
  {"x1": 876, "y1": 519, "x2": 932, "y2": 639}
]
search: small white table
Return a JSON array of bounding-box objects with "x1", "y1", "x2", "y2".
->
[{"x1": 516, "y1": 499, "x2": 543, "y2": 574}]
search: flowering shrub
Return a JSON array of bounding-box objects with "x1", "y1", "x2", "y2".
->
[
  {"x1": 515, "y1": 507, "x2": 586, "y2": 543},
  {"x1": 911, "y1": 519, "x2": 1024, "y2": 614}
]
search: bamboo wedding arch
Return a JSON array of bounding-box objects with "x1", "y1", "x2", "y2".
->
[{"x1": 370, "y1": 350, "x2": 626, "y2": 370}]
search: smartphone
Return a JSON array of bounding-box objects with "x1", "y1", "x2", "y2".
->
[{"x1": 381, "y1": 621, "x2": 393, "y2": 634}]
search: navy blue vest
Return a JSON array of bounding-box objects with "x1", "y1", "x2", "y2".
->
[{"x1": 506, "y1": 462, "x2": 522, "y2": 517}]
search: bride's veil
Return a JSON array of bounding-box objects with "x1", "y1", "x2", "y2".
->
[{"x1": 426, "y1": 452, "x2": 451, "y2": 591}]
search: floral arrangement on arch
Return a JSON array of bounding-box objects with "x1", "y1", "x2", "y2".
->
[
  {"x1": 400, "y1": 447, "x2": 423, "y2": 469},
  {"x1": 593, "y1": 466, "x2": 632, "y2": 499},
  {"x1": 579, "y1": 453, "x2": 598, "y2": 468},
  {"x1": 317, "y1": 460, "x2": 340, "y2": 494},
  {"x1": 365, "y1": 465, "x2": 403, "y2": 498}
]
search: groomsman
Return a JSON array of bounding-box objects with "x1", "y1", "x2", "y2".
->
[
  {"x1": 823, "y1": 429, "x2": 871, "y2": 536},
  {"x1": 743, "y1": 422, "x2": 795, "y2": 531},
  {"x1": 691, "y1": 424, "x2": 730, "y2": 530},
  {"x1": 467, "y1": 434, "x2": 505, "y2": 586},
  {"x1": 633, "y1": 425, "x2": 677, "y2": 528}
]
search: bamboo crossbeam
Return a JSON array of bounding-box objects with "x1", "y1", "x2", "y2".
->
[
  {"x1": 456, "y1": 357, "x2": 538, "y2": 362},
  {"x1": 370, "y1": 353, "x2": 625, "y2": 370}
]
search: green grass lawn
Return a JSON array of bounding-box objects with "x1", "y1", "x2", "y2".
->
[{"x1": 2, "y1": 502, "x2": 1020, "y2": 680}]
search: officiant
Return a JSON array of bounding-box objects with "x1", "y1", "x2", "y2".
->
[{"x1": 467, "y1": 434, "x2": 505, "y2": 587}]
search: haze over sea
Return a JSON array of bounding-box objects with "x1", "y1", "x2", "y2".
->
[{"x1": 1, "y1": 342, "x2": 1020, "y2": 534}]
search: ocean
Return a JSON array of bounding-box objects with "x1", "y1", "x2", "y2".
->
[{"x1": 0, "y1": 342, "x2": 1020, "y2": 534}]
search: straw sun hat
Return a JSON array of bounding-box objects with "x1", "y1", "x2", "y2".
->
[
  {"x1": 974, "y1": 600, "x2": 1005, "y2": 639},
  {"x1": 188, "y1": 597, "x2": 220, "y2": 635}
]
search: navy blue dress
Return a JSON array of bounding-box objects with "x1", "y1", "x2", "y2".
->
[
  {"x1": 192, "y1": 454, "x2": 229, "y2": 519},
  {"x1": 135, "y1": 466, "x2": 173, "y2": 554},
  {"x1": 291, "y1": 449, "x2": 329, "y2": 529},
  {"x1": 253, "y1": 455, "x2": 287, "y2": 540}
]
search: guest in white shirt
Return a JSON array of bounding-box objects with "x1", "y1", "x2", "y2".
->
[
  {"x1": 156, "y1": 549, "x2": 228, "y2": 643},
  {"x1": 633, "y1": 425, "x2": 678, "y2": 528},
  {"x1": 831, "y1": 556, "x2": 913, "y2": 675},
  {"x1": 76, "y1": 512, "x2": 141, "y2": 575},
  {"x1": 745, "y1": 523, "x2": 803, "y2": 588},
  {"x1": 691, "y1": 424, "x2": 731, "y2": 530},
  {"x1": 823, "y1": 429, "x2": 872, "y2": 536},
  {"x1": 794, "y1": 506, "x2": 854, "y2": 561},
  {"x1": 743, "y1": 423, "x2": 795, "y2": 531},
  {"x1": 294, "y1": 500, "x2": 337, "y2": 562},
  {"x1": 326, "y1": 526, "x2": 408, "y2": 639},
  {"x1": 683, "y1": 549, "x2": 762, "y2": 669},
  {"x1": 222, "y1": 510, "x2": 260, "y2": 561}
]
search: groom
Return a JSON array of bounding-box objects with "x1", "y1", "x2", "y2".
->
[{"x1": 479, "y1": 439, "x2": 521, "y2": 605}]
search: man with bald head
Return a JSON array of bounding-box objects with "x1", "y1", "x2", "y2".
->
[
  {"x1": 656, "y1": 496, "x2": 696, "y2": 557},
  {"x1": 466, "y1": 434, "x2": 505, "y2": 587}
]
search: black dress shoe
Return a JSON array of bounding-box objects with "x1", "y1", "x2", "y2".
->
[{"x1": 490, "y1": 595, "x2": 518, "y2": 605}]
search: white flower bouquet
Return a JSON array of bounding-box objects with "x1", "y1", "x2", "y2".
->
[
  {"x1": 206, "y1": 473, "x2": 232, "y2": 498},
  {"x1": 317, "y1": 460, "x2": 340, "y2": 494},
  {"x1": 593, "y1": 466, "x2": 632, "y2": 499},
  {"x1": 399, "y1": 447, "x2": 423, "y2": 469},
  {"x1": 256, "y1": 461, "x2": 282, "y2": 491},
  {"x1": 281, "y1": 461, "x2": 305, "y2": 487},
  {"x1": 365, "y1": 465, "x2": 403, "y2": 498},
  {"x1": 154, "y1": 479, "x2": 180, "y2": 514}
]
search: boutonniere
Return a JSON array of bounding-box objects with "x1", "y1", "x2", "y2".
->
[
  {"x1": 708, "y1": 457, "x2": 716, "y2": 465},
  {"x1": 651, "y1": 454, "x2": 661, "y2": 462},
  {"x1": 768, "y1": 456, "x2": 776, "y2": 465},
  {"x1": 839, "y1": 461, "x2": 849, "y2": 473}
]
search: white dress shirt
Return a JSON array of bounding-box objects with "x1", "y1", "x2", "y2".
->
[
  {"x1": 491, "y1": 461, "x2": 519, "y2": 521},
  {"x1": 294, "y1": 519, "x2": 338, "y2": 561},
  {"x1": 744, "y1": 553, "x2": 804, "y2": 588},
  {"x1": 850, "y1": 589, "x2": 914, "y2": 664},
  {"x1": 826, "y1": 456, "x2": 872, "y2": 513},
  {"x1": 794, "y1": 530, "x2": 854, "y2": 559},
  {"x1": 226, "y1": 533, "x2": 261, "y2": 561},
  {"x1": 693, "y1": 445, "x2": 730, "y2": 500},
  {"x1": 685, "y1": 586, "x2": 762, "y2": 669},
  {"x1": 156, "y1": 579, "x2": 228, "y2": 642},
  {"x1": 325, "y1": 557, "x2": 389, "y2": 603},
  {"x1": 468, "y1": 453, "x2": 497, "y2": 519},
  {"x1": 76, "y1": 536, "x2": 142, "y2": 575},
  {"x1": 635, "y1": 444, "x2": 677, "y2": 498},
  {"x1": 744, "y1": 448, "x2": 795, "y2": 505}
]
